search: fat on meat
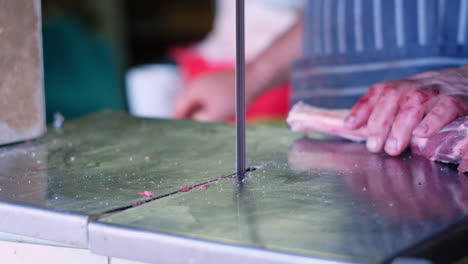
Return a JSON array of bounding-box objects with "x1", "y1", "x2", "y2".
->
[{"x1": 286, "y1": 101, "x2": 468, "y2": 173}]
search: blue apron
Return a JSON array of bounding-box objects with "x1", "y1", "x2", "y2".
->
[{"x1": 292, "y1": 0, "x2": 468, "y2": 108}]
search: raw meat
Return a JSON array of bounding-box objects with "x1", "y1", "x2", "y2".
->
[
  {"x1": 411, "y1": 117, "x2": 468, "y2": 173},
  {"x1": 287, "y1": 101, "x2": 468, "y2": 173},
  {"x1": 287, "y1": 103, "x2": 368, "y2": 142}
]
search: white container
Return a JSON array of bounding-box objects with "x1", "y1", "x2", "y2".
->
[{"x1": 126, "y1": 64, "x2": 182, "y2": 119}]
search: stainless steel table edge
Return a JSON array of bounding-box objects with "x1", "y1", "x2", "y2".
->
[
  {"x1": 88, "y1": 221, "x2": 361, "y2": 264},
  {"x1": 0, "y1": 200, "x2": 88, "y2": 248},
  {"x1": 386, "y1": 216, "x2": 468, "y2": 264}
]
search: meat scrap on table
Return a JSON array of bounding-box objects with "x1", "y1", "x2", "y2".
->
[
  {"x1": 138, "y1": 191, "x2": 154, "y2": 198},
  {"x1": 178, "y1": 186, "x2": 193, "y2": 192},
  {"x1": 287, "y1": 101, "x2": 468, "y2": 173},
  {"x1": 198, "y1": 184, "x2": 210, "y2": 191}
]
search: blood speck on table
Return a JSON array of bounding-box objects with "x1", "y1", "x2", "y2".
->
[
  {"x1": 198, "y1": 184, "x2": 209, "y2": 191},
  {"x1": 139, "y1": 191, "x2": 154, "y2": 198},
  {"x1": 144, "y1": 156, "x2": 150, "y2": 161},
  {"x1": 216, "y1": 175, "x2": 224, "y2": 180},
  {"x1": 31, "y1": 167, "x2": 53, "y2": 172},
  {"x1": 179, "y1": 186, "x2": 193, "y2": 192}
]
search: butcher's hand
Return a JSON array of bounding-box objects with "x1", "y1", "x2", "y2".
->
[
  {"x1": 345, "y1": 65, "x2": 468, "y2": 156},
  {"x1": 173, "y1": 71, "x2": 238, "y2": 122}
]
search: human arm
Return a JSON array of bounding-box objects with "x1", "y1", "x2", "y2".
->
[{"x1": 173, "y1": 18, "x2": 304, "y2": 122}]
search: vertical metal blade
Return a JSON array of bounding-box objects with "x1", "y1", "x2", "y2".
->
[{"x1": 235, "y1": 0, "x2": 246, "y2": 179}]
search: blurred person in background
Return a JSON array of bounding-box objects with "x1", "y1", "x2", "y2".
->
[
  {"x1": 174, "y1": 0, "x2": 468, "y2": 156},
  {"x1": 172, "y1": 0, "x2": 305, "y2": 124},
  {"x1": 127, "y1": 0, "x2": 304, "y2": 122}
]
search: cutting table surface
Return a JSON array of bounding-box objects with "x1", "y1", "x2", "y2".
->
[
  {"x1": 0, "y1": 111, "x2": 237, "y2": 247},
  {"x1": 0, "y1": 111, "x2": 467, "y2": 263}
]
